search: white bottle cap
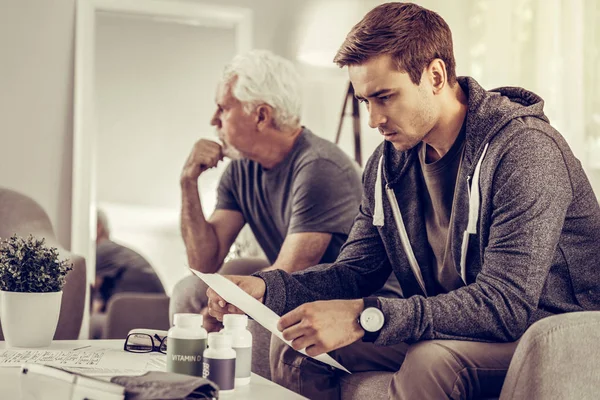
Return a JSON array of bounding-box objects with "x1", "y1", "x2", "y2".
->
[
  {"x1": 208, "y1": 332, "x2": 233, "y2": 349},
  {"x1": 173, "y1": 313, "x2": 203, "y2": 329},
  {"x1": 223, "y1": 314, "x2": 248, "y2": 329}
]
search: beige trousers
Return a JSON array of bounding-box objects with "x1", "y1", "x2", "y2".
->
[{"x1": 270, "y1": 335, "x2": 518, "y2": 400}]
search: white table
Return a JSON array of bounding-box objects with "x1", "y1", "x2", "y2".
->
[{"x1": 0, "y1": 340, "x2": 306, "y2": 399}]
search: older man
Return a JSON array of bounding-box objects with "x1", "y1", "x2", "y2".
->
[{"x1": 170, "y1": 50, "x2": 401, "y2": 330}]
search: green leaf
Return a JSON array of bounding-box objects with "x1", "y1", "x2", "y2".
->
[{"x1": 0, "y1": 234, "x2": 73, "y2": 293}]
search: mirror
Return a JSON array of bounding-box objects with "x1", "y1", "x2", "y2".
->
[{"x1": 73, "y1": 0, "x2": 252, "y2": 338}]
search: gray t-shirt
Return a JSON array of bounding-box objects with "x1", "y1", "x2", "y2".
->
[
  {"x1": 216, "y1": 128, "x2": 362, "y2": 264},
  {"x1": 419, "y1": 128, "x2": 466, "y2": 294}
]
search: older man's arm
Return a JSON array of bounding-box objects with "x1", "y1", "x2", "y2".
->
[{"x1": 262, "y1": 232, "x2": 332, "y2": 273}]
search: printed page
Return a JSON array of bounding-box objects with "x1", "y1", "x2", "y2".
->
[
  {"x1": 192, "y1": 270, "x2": 351, "y2": 374},
  {"x1": 0, "y1": 346, "x2": 166, "y2": 376}
]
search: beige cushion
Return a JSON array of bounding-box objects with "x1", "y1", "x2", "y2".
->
[{"x1": 102, "y1": 292, "x2": 171, "y2": 339}]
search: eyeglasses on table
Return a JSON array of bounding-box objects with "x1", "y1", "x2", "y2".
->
[{"x1": 124, "y1": 329, "x2": 168, "y2": 354}]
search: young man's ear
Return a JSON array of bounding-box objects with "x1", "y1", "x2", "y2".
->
[
  {"x1": 256, "y1": 104, "x2": 273, "y2": 130},
  {"x1": 428, "y1": 59, "x2": 447, "y2": 94}
]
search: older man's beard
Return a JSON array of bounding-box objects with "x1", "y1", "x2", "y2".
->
[
  {"x1": 222, "y1": 143, "x2": 242, "y2": 160},
  {"x1": 217, "y1": 132, "x2": 242, "y2": 160}
]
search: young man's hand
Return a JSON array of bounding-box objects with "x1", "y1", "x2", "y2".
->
[
  {"x1": 206, "y1": 275, "x2": 266, "y2": 321},
  {"x1": 278, "y1": 299, "x2": 365, "y2": 356}
]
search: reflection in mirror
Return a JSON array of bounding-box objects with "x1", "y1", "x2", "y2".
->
[
  {"x1": 73, "y1": 0, "x2": 252, "y2": 338},
  {"x1": 95, "y1": 12, "x2": 237, "y2": 294}
]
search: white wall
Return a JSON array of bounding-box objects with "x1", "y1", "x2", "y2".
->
[{"x1": 0, "y1": 0, "x2": 76, "y2": 247}]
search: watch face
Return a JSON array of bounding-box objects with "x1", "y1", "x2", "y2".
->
[{"x1": 360, "y1": 307, "x2": 385, "y2": 332}]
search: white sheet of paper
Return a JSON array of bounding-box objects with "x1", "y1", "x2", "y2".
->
[{"x1": 192, "y1": 270, "x2": 350, "y2": 374}]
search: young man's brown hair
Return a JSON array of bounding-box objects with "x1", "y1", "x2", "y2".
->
[{"x1": 334, "y1": 2, "x2": 457, "y2": 86}]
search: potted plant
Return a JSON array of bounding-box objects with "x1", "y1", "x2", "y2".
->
[{"x1": 0, "y1": 234, "x2": 72, "y2": 347}]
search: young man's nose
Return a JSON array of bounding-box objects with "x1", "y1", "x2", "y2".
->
[{"x1": 368, "y1": 108, "x2": 387, "y2": 129}]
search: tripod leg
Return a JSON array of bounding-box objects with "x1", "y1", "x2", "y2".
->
[
  {"x1": 352, "y1": 94, "x2": 362, "y2": 166},
  {"x1": 335, "y1": 82, "x2": 353, "y2": 145}
]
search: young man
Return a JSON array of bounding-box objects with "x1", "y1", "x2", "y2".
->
[
  {"x1": 171, "y1": 49, "x2": 401, "y2": 329},
  {"x1": 207, "y1": 3, "x2": 600, "y2": 399}
]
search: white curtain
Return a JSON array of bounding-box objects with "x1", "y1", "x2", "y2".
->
[
  {"x1": 584, "y1": 0, "x2": 600, "y2": 170},
  {"x1": 462, "y1": 0, "x2": 600, "y2": 166}
]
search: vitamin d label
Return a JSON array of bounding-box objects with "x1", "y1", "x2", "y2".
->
[{"x1": 166, "y1": 337, "x2": 207, "y2": 377}]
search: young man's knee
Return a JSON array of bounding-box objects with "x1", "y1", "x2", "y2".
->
[
  {"x1": 169, "y1": 275, "x2": 208, "y2": 318},
  {"x1": 387, "y1": 341, "x2": 466, "y2": 399},
  {"x1": 398, "y1": 341, "x2": 465, "y2": 382},
  {"x1": 269, "y1": 336, "x2": 304, "y2": 374},
  {"x1": 268, "y1": 336, "x2": 303, "y2": 392},
  {"x1": 269, "y1": 336, "x2": 339, "y2": 399}
]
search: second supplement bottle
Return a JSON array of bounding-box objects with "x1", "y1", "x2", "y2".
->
[
  {"x1": 220, "y1": 314, "x2": 252, "y2": 386},
  {"x1": 202, "y1": 332, "x2": 236, "y2": 392}
]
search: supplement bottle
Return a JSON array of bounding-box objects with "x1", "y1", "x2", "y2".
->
[
  {"x1": 166, "y1": 313, "x2": 207, "y2": 377},
  {"x1": 202, "y1": 332, "x2": 236, "y2": 392},
  {"x1": 221, "y1": 314, "x2": 252, "y2": 386}
]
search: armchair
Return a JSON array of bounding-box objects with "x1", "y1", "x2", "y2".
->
[{"x1": 0, "y1": 187, "x2": 86, "y2": 340}]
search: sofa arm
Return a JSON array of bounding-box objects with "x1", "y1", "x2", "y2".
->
[
  {"x1": 500, "y1": 311, "x2": 600, "y2": 400},
  {"x1": 0, "y1": 187, "x2": 88, "y2": 340},
  {"x1": 54, "y1": 251, "x2": 86, "y2": 339}
]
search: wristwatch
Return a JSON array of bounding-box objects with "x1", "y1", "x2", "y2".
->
[{"x1": 359, "y1": 297, "x2": 385, "y2": 342}]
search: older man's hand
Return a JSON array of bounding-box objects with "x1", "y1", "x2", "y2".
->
[
  {"x1": 206, "y1": 275, "x2": 266, "y2": 321},
  {"x1": 180, "y1": 139, "x2": 223, "y2": 183}
]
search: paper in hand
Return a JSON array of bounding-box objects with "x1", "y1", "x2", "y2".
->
[{"x1": 192, "y1": 270, "x2": 350, "y2": 374}]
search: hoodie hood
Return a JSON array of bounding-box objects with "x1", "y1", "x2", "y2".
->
[{"x1": 461, "y1": 76, "x2": 549, "y2": 170}]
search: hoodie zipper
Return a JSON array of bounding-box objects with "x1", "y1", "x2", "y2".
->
[{"x1": 385, "y1": 185, "x2": 428, "y2": 297}]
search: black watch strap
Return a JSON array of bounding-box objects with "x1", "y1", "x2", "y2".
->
[{"x1": 360, "y1": 297, "x2": 383, "y2": 343}]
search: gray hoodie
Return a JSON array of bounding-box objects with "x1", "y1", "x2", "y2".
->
[{"x1": 255, "y1": 77, "x2": 600, "y2": 346}]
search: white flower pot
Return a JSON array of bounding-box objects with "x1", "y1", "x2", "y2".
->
[{"x1": 0, "y1": 291, "x2": 62, "y2": 348}]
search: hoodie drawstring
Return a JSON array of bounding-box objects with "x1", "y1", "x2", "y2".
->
[
  {"x1": 460, "y1": 143, "x2": 489, "y2": 283},
  {"x1": 373, "y1": 155, "x2": 427, "y2": 295},
  {"x1": 373, "y1": 155, "x2": 385, "y2": 226}
]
